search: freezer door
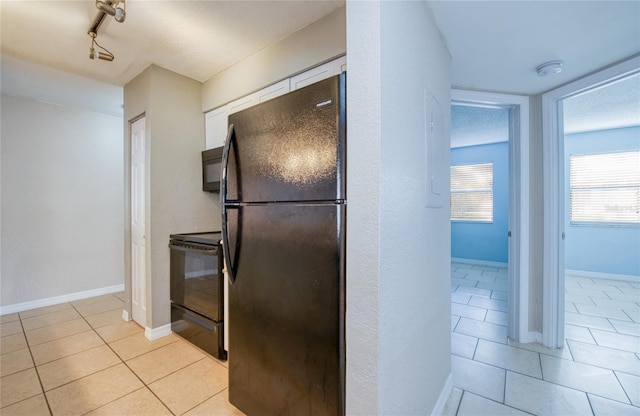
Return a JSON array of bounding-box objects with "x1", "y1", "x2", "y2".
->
[
  {"x1": 228, "y1": 203, "x2": 345, "y2": 416},
  {"x1": 225, "y1": 74, "x2": 346, "y2": 203}
]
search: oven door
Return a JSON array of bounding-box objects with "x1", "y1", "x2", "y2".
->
[{"x1": 169, "y1": 241, "x2": 223, "y2": 322}]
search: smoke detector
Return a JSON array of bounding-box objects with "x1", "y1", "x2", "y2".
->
[{"x1": 536, "y1": 60, "x2": 564, "y2": 77}]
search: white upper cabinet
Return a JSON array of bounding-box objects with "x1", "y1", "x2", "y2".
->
[
  {"x1": 255, "y1": 79, "x2": 291, "y2": 104},
  {"x1": 290, "y1": 56, "x2": 346, "y2": 91},
  {"x1": 228, "y1": 78, "x2": 291, "y2": 116},
  {"x1": 204, "y1": 56, "x2": 346, "y2": 149},
  {"x1": 227, "y1": 95, "x2": 257, "y2": 115},
  {"x1": 204, "y1": 106, "x2": 229, "y2": 150}
]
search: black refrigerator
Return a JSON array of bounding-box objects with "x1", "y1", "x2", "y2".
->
[{"x1": 221, "y1": 73, "x2": 346, "y2": 416}]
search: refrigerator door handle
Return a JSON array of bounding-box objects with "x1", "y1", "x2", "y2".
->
[
  {"x1": 221, "y1": 123, "x2": 235, "y2": 204},
  {"x1": 221, "y1": 124, "x2": 238, "y2": 284},
  {"x1": 222, "y1": 205, "x2": 240, "y2": 284}
]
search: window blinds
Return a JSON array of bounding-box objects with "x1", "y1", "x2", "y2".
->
[
  {"x1": 570, "y1": 150, "x2": 640, "y2": 224},
  {"x1": 450, "y1": 163, "x2": 493, "y2": 222}
]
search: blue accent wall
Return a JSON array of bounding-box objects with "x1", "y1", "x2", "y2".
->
[
  {"x1": 564, "y1": 126, "x2": 640, "y2": 277},
  {"x1": 451, "y1": 142, "x2": 509, "y2": 263}
]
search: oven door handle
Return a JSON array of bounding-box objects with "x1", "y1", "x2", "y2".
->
[{"x1": 168, "y1": 243, "x2": 218, "y2": 256}]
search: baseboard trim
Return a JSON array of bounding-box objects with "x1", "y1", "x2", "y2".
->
[
  {"x1": 451, "y1": 257, "x2": 508, "y2": 268},
  {"x1": 431, "y1": 373, "x2": 453, "y2": 416},
  {"x1": 566, "y1": 269, "x2": 639, "y2": 283},
  {"x1": 121, "y1": 309, "x2": 131, "y2": 322},
  {"x1": 0, "y1": 284, "x2": 124, "y2": 316},
  {"x1": 145, "y1": 323, "x2": 172, "y2": 341}
]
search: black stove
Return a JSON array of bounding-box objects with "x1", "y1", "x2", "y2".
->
[{"x1": 169, "y1": 231, "x2": 226, "y2": 359}]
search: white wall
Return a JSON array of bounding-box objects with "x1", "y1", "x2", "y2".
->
[
  {"x1": 346, "y1": 1, "x2": 452, "y2": 414},
  {"x1": 345, "y1": 2, "x2": 381, "y2": 412},
  {"x1": 1, "y1": 55, "x2": 123, "y2": 118},
  {"x1": 1, "y1": 94, "x2": 124, "y2": 308}
]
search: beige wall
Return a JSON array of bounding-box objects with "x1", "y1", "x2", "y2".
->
[
  {"x1": 124, "y1": 65, "x2": 218, "y2": 329},
  {"x1": 1, "y1": 94, "x2": 124, "y2": 307},
  {"x1": 202, "y1": 7, "x2": 346, "y2": 112}
]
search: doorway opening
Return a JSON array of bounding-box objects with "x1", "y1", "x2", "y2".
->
[
  {"x1": 561, "y1": 72, "x2": 640, "y2": 370},
  {"x1": 450, "y1": 90, "x2": 531, "y2": 344},
  {"x1": 450, "y1": 103, "x2": 511, "y2": 344},
  {"x1": 542, "y1": 56, "x2": 639, "y2": 348}
]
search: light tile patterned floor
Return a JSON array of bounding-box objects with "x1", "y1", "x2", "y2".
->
[
  {"x1": 2, "y1": 268, "x2": 639, "y2": 415},
  {"x1": 0, "y1": 293, "x2": 244, "y2": 416},
  {"x1": 445, "y1": 262, "x2": 640, "y2": 416}
]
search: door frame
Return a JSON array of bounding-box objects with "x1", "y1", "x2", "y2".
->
[
  {"x1": 541, "y1": 55, "x2": 640, "y2": 348},
  {"x1": 451, "y1": 89, "x2": 531, "y2": 342}
]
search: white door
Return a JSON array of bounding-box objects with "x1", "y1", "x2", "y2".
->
[{"x1": 131, "y1": 117, "x2": 147, "y2": 327}]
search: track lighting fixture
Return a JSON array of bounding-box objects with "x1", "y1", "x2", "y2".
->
[
  {"x1": 87, "y1": 0, "x2": 125, "y2": 62},
  {"x1": 96, "y1": 0, "x2": 126, "y2": 23},
  {"x1": 88, "y1": 32, "x2": 114, "y2": 61}
]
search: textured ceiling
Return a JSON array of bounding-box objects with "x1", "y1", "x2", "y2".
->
[
  {"x1": 453, "y1": 73, "x2": 640, "y2": 147},
  {"x1": 0, "y1": 0, "x2": 344, "y2": 86},
  {"x1": 451, "y1": 105, "x2": 509, "y2": 148},
  {"x1": 564, "y1": 73, "x2": 640, "y2": 134}
]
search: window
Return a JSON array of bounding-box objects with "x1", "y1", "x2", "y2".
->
[
  {"x1": 450, "y1": 163, "x2": 493, "y2": 222},
  {"x1": 570, "y1": 150, "x2": 640, "y2": 224}
]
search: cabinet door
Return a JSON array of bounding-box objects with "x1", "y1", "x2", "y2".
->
[
  {"x1": 255, "y1": 79, "x2": 290, "y2": 103},
  {"x1": 229, "y1": 78, "x2": 290, "y2": 115},
  {"x1": 290, "y1": 56, "x2": 347, "y2": 91},
  {"x1": 205, "y1": 106, "x2": 229, "y2": 149},
  {"x1": 228, "y1": 95, "x2": 258, "y2": 116}
]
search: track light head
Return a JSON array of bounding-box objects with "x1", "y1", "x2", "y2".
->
[
  {"x1": 89, "y1": 47, "x2": 115, "y2": 61},
  {"x1": 114, "y1": 7, "x2": 125, "y2": 22},
  {"x1": 96, "y1": 0, "x2": 126, "y2": 23},
  {"x1": 88, "y1": 31, "x2": 115, "y2": 62}
]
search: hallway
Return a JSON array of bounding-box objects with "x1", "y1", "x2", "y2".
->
[{"x1": 446, "y1": 261, "x2": 639, "y2": 415}]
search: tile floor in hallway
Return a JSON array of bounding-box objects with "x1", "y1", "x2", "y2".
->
[
  {"x1": 0, "y1": 292, "x2": 244, "y2": 416},
  {"x1": 445, "y1": 262, "x2": 640, "y2": 416}
]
